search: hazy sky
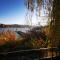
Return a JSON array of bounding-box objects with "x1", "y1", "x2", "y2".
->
[
  {"x1": 0, "y1": 0, "x2": 26, "y2": 24},
  {"x1": 0, "y1": 0, "x2": 48, "y2": 26}
]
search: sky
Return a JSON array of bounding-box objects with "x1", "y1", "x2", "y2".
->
[
  {"x1": 0, "y1": 0, "x2": 49, "y2": 26},
  {"x1": 0, "y1": 0, "x2": 26, "y2": 25}
]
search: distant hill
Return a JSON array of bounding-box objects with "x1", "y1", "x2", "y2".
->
[{"x1": 0, "y1": 24, "x2": 31, "y2": 28}]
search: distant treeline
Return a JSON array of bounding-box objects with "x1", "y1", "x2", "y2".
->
[{"x1": 0, "y1": 24, "x2": 31, "y2": 28}]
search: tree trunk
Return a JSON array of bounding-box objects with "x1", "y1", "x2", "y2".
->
[{"x1": 53, "y1": 0, "x2": 60, "y2": 48}]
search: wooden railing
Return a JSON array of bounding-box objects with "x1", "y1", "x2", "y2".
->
[{"x1": 0, "y1": 47, "x2": 60, "y2": 60}]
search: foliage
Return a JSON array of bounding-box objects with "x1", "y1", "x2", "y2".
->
[
  {"x1": 0, "y1": 30, "x2": 16, "y2": 45},
  {"x1": 0, "y1": 28, "x2": 49, "y2": 51}
]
